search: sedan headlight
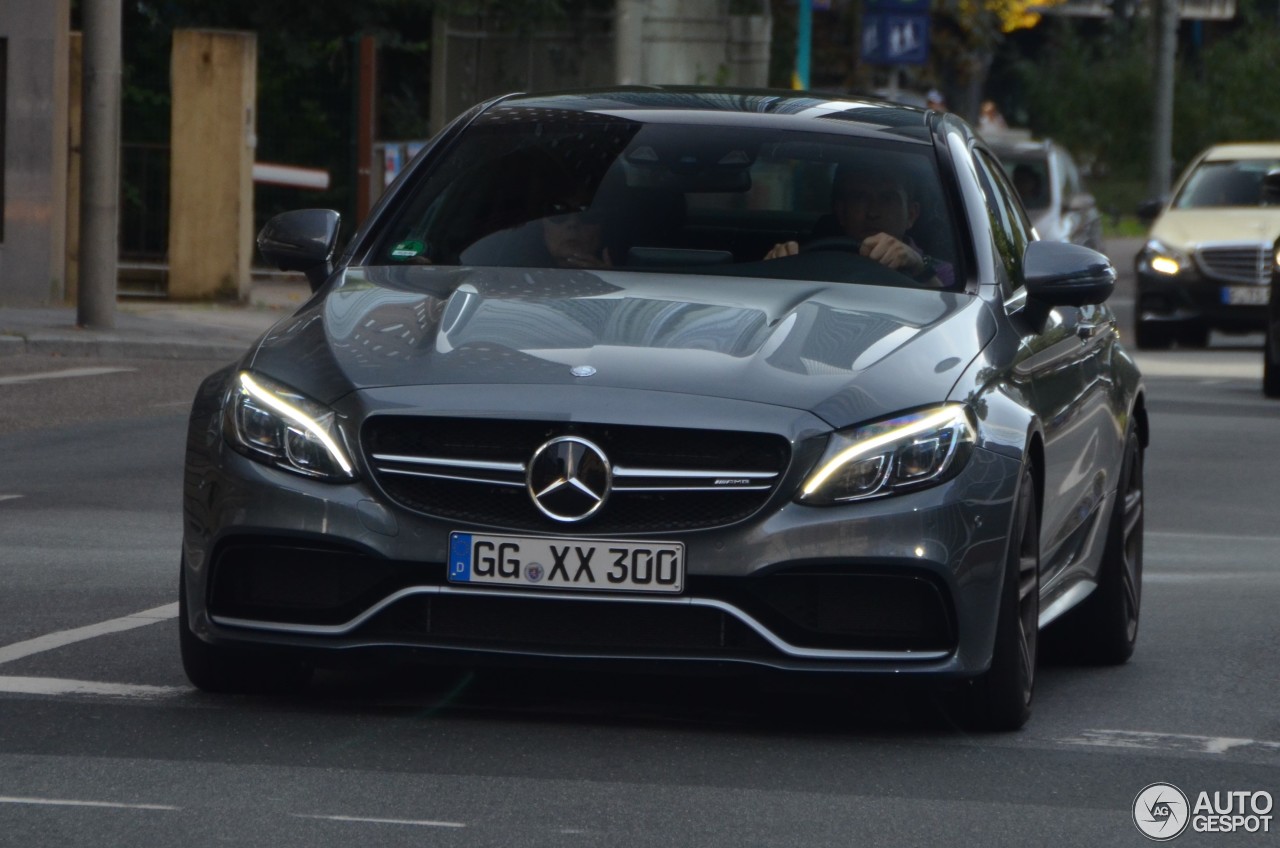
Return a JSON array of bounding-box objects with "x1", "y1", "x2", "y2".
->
[
  {"x1": 1142, "y1": 238, "x2": 1187, "y2": 276},
  {"x1": 223, "y1": 371, "x2": 356, "y2": 482},
  {"x1": 798, "y1": 404, "x2": 975, "y2": 504}
]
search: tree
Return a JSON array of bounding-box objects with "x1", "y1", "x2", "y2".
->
[{"x1": 931, "y1": 0, "x2": 1067, "y2": 119}]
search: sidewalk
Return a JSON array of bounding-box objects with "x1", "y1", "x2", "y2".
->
[{"x1": 0, "y1": 277, "x2": 312, "y2": 361}]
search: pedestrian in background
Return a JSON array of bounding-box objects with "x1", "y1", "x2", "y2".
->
[{"x1": 979, "y1": 100, "x2": 1008, "y2": 134}]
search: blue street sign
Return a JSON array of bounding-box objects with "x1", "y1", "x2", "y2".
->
[{"x1": 861, "y1": 11, "x2": 930, "y2": 65}]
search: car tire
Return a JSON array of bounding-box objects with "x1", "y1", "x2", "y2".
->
[
  {"x1": 953, "y1": 464, "x2": 1039, "y2": 731},
  {"x1": 1133, "y1": 320, "x2": 1173, "y2": 350},
  {"x1": 179, "y1": 561, "x2": 312, "y2": 694},
  {"x1": 1048, "y1": 421, "x2": 1144, "y2": 664},
  {"x1": 1265, "y1": 325, "x2": 1280, "y2": 398},
  {"x1": 1177, "y1": 322, "x2": 1210, "y2": 348}
]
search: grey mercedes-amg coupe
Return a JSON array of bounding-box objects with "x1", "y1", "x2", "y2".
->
[{"x1": 179, "y1": 88, "x2": 1147, "y2": 730}]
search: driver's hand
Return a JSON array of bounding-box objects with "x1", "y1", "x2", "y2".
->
[
  {"x1": 560, "y1": 248, "x2": 613, "y2": 269},
  {"x1": 861, "y1": 233, "x2": 925, "y2": 276},
  {"x1": 764, "y1": 241, "x2": 800, "y2": 260}
]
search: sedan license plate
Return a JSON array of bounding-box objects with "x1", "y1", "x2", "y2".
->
[
  {"x1": 448, "y1": 532, "x2": 684, "y2": 594},
  {"x1": 1221, "y1": 285, "x2": 1270, "y2": 306}
]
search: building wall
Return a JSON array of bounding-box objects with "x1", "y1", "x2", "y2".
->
[
  {"x1": 0, "y1": 0, "x2": 70, "y2": 306},
  {"x1": 636, "y1": 0, "x2": 770, "y2": 88},
  {"x1": 430, "y1": 1, "x2": 772, "y2": 135}
]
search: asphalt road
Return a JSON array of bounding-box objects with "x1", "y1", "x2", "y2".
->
[{"x1": 1, "y1": 254, "x2": 1277, "y2": 846}]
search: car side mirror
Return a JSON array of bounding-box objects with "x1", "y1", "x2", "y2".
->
[
  {"x1": 257, "y1": 209, "x2": 341, "y2": 292},
  {"x1": 1135, "y1": 197, "x2": 1165, "y2": 225},
  {"x1": 1023, "y1": 240, "x2": 1116, "y2": 308}
]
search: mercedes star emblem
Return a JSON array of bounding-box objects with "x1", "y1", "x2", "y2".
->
[{"x1": 526, "y1": 436, "x2": 612, "y2": 522}]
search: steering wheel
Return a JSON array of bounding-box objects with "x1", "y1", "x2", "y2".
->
[{"x1": 800, "y1": 236, "x2": 865, "y2": 254}]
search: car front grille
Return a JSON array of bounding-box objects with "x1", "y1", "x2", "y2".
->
[
  {"x1": 362, "y1": 416, "x2": 791, "y2": 533},
  {"x1": 1195, "y1": 243, "x2": 1274, "y2": 285}
]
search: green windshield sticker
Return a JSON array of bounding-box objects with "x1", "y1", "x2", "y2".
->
[{"x1": 390, "y1": 239, "x2": 425, "y2": 260}]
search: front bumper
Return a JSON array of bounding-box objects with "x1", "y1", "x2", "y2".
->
[
  {"x1": 182, "y1": 403, "x2": 1024, "y2": 680},
  {"x1": 1135, "y1": 257, "x2": 1269, "y2": 333}
]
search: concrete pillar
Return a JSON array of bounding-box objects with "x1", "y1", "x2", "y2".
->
[
  {"x1": 168, "y1": 29, "x2": 257, "y2": 300},
  {"x1": 0, "y1": 0, "x2": 70, "y2": 306},
  {"x1": 614, "y1": 0, "x2": 645, "y2": 85},
  {"x1": 630, "y1": 0, "x2": 771, "y2": 88}
]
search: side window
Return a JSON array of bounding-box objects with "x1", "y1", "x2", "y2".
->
[{"x1": 972, "y1": 149, "x2": 1034, "y2": 291}]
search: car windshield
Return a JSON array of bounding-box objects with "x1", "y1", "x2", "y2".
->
[
  {"x1": 1174, "y1": 159, "x2": 1280, "y2": 209},
  {"x1": 366, "y1": 111, "x2": 963, "y2": 288}
]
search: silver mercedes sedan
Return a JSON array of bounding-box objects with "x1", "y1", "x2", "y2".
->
[{"x1": 179, "y1": 88, "x2": 1147, "y2": 731}]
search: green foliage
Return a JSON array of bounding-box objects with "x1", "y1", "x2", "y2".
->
[
  {"x1": 1011, "y1": 9, "x2": 1280, "y2": 203},
  {"x1": 1177, "y1": 24, "x2": 1280, "y2": 158},
  {"x1": 1012, "y1": 21, "x2": 1153, "y2": 184}
]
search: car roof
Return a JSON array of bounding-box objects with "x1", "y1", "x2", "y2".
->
[
  {"x1": 1200, "y1": 142, "x2": 1280, "y2": 161},
  {"x1": 983, "y1": 131, "x2": 1055, "y2": 159},
  {"x1": 484, "y1": 87, "x2": 939, "y2": 142}
]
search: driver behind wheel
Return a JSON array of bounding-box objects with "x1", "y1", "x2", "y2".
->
[{"x1": 764, "y1": 162, "x2": 954, "y2": 288}]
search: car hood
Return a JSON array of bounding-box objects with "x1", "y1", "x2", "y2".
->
[
  {"x1": 249, "y1": 266, "x2": 994, "y2": 429},
  {"x1": 1152, "y1": 208, "x2": 1280, "y2": 249}
]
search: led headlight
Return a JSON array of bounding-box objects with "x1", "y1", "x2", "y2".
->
[
  {"x1": 797, "y1": 404, "x2": 975, "y2": 504},
  {"x1": 223, "y1": 371, "x2": 356, "y2": 482},
  {"x1": 1142, "y1": 238, "x2": 1187, "y2": 276}
]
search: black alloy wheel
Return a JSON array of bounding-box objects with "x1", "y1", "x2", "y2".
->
[{"x1": 1047, "y1": 419, "x2": 1144, "y2": 664}]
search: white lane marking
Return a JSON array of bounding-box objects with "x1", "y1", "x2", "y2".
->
[
  {"x1": 1131, "y1": 354, "x2": 1261, "y2": 380},
  {"x1": 1061, "y1": 729, "x2": 1280, "y2": 757},
  {"x1": 1145, "y1": 572, "x2": 1274, "y2": 583},
  {"x1": 0, "y1": 603, "x2": 178, "y2": 665},
  {"x1": 0, "y1": 367, "x2": 138, "y2": 386},
  {"x1": 0, "y1": 495, "x2": 22, "y2": 503},
  {"x1": 294, "y1": 814, "x2": 466, "y2": 828},
  {"x1": 1150, "y1": 531, "x2": 1280, "y2": 543},
  {"x1": 0, "y1": 796, "x2": 178, "y2": 811},
  {"x1": 0, "y1": 676, "x2": 185, "y2": 699}
]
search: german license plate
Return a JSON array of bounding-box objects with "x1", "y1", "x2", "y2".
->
[
  {"x1": 448, "y1": 532, "x2": 684, "y2": 594},
  {"x1": 1222, "y1": 285, "x2": 1269, "y2": 306}
]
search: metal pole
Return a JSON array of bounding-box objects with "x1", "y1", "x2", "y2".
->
[
  {"x1": 355, "y1": 35, "x2": 376, "y2": 226},
  {"x1": 794, "y1": 0, "x2": 812, "y2": 89},
  {"x1": 78, "y1": 0, "x2": 121, "y2": 329},
  {"x1": 1149, "y1": 0, "x2": 1178, "y2": 199}
]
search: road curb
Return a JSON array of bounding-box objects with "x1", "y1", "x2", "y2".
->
[{"x1": 1, "y1": 331, "x2": 250, "y2": 361}]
